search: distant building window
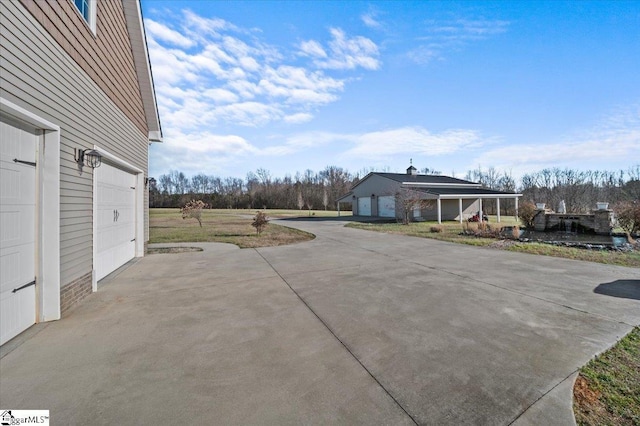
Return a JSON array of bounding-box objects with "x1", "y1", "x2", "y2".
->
[{"x1": 73, "y1": 0, "x2": 96, "y2": 33}]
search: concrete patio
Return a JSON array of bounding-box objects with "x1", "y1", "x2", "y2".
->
[{"x1": 1, "y1": 218, "x2": 638, "y2": 425}]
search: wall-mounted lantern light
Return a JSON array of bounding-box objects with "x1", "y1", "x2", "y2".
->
[
  {"x1": 74, "y1": 148, "x2": 102, "y2": 175},
  {"x1": 371, "y1": 194, "x2": 375, "y2": 198}
]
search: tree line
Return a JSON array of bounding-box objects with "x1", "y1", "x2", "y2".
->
[{"x1": 149, "y1": 164, "x2": 640, "y2": 214}]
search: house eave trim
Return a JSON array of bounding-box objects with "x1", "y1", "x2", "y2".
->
[{"x1": 122, "y1": 0, "x2": 163, "y2": 139}]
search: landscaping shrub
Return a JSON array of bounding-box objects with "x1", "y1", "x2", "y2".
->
[
  {"x1": 511, "y1": 225, "x2": 520, "y2": 239},
  {"x1": 252, "y1": 211, "x2": 269, "y2": 235},
  {"x1": 613, "y1": 201, "x2": 640, "y2": 238},
  {"x1": 181, "y1": 199, "x2": 208, "y2": 227},
  {"x1": 430, "y1": 225, "x2": 444, "y2": 233},
  {"x1": 518, "y1": 201, "x2": 537, "y2": 229}
]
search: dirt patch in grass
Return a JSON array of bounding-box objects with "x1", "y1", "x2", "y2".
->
[
  {"x1": 150, "y1": 209, "x2": 314, "y2": 248},
  {"x1": 573, "y1": 327, "x2": 640, "y2": 425},
  {"x1": 147, "y1": 247, "x2": 203, "y2": 254}
]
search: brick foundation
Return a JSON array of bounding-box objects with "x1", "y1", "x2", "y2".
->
[{"x1": 60, "y1": 272, "x2": 93, "y2": 317}]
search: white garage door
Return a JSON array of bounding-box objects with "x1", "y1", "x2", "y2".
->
[
  {"x1": 96, "y1": 163, "x2": 136, "y2": 281},
  {"x1": 1, "y1": 118, "x2": 37, "y2": 345},
  {"x1": 357, "y1": 197, "x2": 371, "y2": 216},
  {"x1": 377, "y1": 196, "x2": 395, "y2": 218}
]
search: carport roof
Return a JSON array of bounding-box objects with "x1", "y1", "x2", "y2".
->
[{"x1": 411, "y1": 187, "x2": 522, "y2": 198}]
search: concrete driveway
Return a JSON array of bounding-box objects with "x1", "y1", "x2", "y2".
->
[{"x1": 1, "y1": 219, "x2": 638, "y2": 425}]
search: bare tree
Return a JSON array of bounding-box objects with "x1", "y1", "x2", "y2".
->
[{"x1": 395, "y1": 188, "x2": 433, "y2": 225}]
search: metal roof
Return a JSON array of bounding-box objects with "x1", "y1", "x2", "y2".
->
[
  {"x1": 411, "y1": 187, "x2": 521, "y2": 198},
  {"x1": 375, "y1": 172, "x2": 478, "y2": 185}
]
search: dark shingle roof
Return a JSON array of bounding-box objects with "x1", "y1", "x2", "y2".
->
[{"x1": 375, "y1": 172, "x2": 478, "y2": 185}]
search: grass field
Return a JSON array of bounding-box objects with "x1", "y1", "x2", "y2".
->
[
  {"x1": 574, "y1": 327, "x2": 640, "y2": 425},
  {"x1": 346, "y1": 218, "x2": 640, "y2": 268},
  {"x1": 149, "y1": 208, "x2": 318, "y2": 248}
]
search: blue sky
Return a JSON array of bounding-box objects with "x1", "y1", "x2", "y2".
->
[{"x1": 141, "y1": 0, "x2": 640, "y2": 180}]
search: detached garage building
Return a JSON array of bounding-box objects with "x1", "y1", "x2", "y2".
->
[
  {"x1": 337, "y1": 166, "x2": 522, "y2": 223},
  {"x1": 1, "y1": 0, "x2": 161, "y2": 345}
]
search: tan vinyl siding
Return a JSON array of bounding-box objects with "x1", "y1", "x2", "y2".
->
[
  {"x1": 1, "y1": 1, "x2": 149, "y2": 286},
  {"x1": 18, "y1": 0, "x2": 148, "y2": 135}
]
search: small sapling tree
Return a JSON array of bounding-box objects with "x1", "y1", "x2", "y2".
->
[
  {"x1": 395, "y1": 188, "x2": 433, "y2": 225},
  {"x1": 252, "y1": 211, "x2": 269, "y2": 235},
  {"x1": 181, "y1": 199, "x2": 207, "y2": 227}
]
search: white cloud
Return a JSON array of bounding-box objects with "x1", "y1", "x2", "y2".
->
[
  {"x1": 299, "y1": 40, "x2": 327, "y2": 58},
  {"x1": 165, "y1": 131, "x2": 257, "y2": 154},
  {"x1": 344, "y1": 127, "x2": 484, "y2": 158},
  {"x1": 471, "y1": 104, "x2": 640, "y2": 176},
  {"x1": 299, "y1": 28, "x2": 380, "y2": 70},
  {"x1": 361, "y1": 12, "x2": 382, "y2": 29},
  {"x1": 250, "y1": 127, "x2": 483, "y2": 159},
  {"x1": 145, "y1": 9, "x2": 378, "y2": 136},
  {"x1": 284, "y1": 113, "x2": 314, "y2": 124},
  {"x1": 145, "y1": 19, "x2": 195, "y2": 48},
  {"x1": 409, "y1": 18, "x2": 510, "y2": 65}
]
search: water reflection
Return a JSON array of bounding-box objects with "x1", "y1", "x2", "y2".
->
[{"x1": 517, "y1": 230, "x2": 626, "y2": 248}]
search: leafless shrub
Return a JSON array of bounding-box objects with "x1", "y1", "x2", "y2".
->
[
  {"x1": 430, "y1": 225, "x2": 444, "y2": 233},
  {"x1": 252, "y1": 211, "x2": 269, "y2": 235},
  {"x1": 395, "y1": 188, "x2": 433, "y2": 225},
  {"x1": 518, "y1": 201, "x2": 537, "y2": 229},
  {"x1": 511, "y1": 225, "x2": 520, "y2": 239},
  {"x1": 181, "y1": 199, "x2": 208, "y2": 227},
  {"x1": 613, "y1": 201, "x2": 640, "y2": 239}
]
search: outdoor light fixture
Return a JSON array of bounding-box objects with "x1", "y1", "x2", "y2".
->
[{"x1": 74, "y1": 148, "x2": 102, "y2": 175}]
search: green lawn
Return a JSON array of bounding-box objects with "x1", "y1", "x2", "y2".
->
[
  {"x1": 574, "y1": 327, "x2": 640, "y2": 425},
  {"x1": 149, "y1": 208, "x2": 316, "y2": 248}
]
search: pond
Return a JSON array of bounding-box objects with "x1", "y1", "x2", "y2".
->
[{"x1": 517, "y1": 230, "x2": 628, "y2": 249}]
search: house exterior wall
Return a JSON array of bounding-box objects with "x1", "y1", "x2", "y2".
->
[
  {"x1": 1, "y1": 1, "x2": 149, "y2": 306},
  {"x1": 17, "y1": 0, "x2": 148, "y2": 135}
]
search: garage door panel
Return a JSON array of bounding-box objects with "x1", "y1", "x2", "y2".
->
[
  {"x1": 1, "y1": 165, "x2": 36, "y2": 205},
  {"x1": 0, "y1": 244, "x2": 34, "y2": 294},
  {"x1": 378, "y1": 196, "x2": 395, "y2": 218},
  {"x1": 0, "y1": 205, "x2": 35, "y2": 246},
  {"x1": 0, "y1": 118, "x2": 37, "y2": 345},
  {"x1": 358, "y1": 197, "x2": 371, "y2": 216},
  {"x1": 96, "y1": 163, "x2": 136, "y2": 281},
  {"x1": 1, "y1": 285, "x2": 36, "y2": 345}
]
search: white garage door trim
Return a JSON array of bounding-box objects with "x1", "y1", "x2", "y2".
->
[
  {"x1": 357, "y1": 197, "x2": 371, "y2": 216},
  {"x1": 92, "y1": 147, "x2": 143, "y2": 290},
  {"x1": 1, "y1": 98, "x2": 61, "y2": 335},
  {"x1": 377, "y1": 196, "x2": 395, "y2": 218}
]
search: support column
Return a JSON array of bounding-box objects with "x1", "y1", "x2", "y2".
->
[
  {"x1": 458, "y1": 198, "x2": 463, "y2": 224},
  {"x1": 479, "y1": 198, "x2": 483, "y2": 223},
  {"x1": 437, "y1": 198, "x2": 442, "y2": 224},
  {"x1": 514, "y1": 197, "x2": 518, "y2": 221},
  {"x1": 337, "y1": 203, "x2": 340, "y2": 217},
  {"x1": 496, "y1": 198, "x2": 501, "y2": 223}
]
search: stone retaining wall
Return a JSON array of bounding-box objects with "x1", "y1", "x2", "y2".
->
[{"x1": 533, "y1": 209, "x2": 614, "y2": 235}]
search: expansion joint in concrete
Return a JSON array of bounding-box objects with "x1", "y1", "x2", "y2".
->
[
  {"x1": 253, "y1": 248, "x2": 420, "y2": 426},
  {"x1": 507, "y1": 369, "x2": 578, "y2": 425}
]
